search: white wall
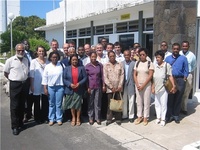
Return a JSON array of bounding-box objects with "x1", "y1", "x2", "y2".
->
[{"x1": 46, "y1": 28, "x2": 64, "y2": 48}]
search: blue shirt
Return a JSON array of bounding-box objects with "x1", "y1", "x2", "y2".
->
[
  {"x1": 124, "y1": 61, "x2": 131, "y2": 80},
  {"x1": 180, "y1": 50, "x2": 196, "y2": 72},
  {"x1": 165, "y1": 54, "x2": 189, "y2": 78}
]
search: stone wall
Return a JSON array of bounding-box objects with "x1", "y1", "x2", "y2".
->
[{"x1": 153, "y1": 0, "x2": 197, "y2": 53}]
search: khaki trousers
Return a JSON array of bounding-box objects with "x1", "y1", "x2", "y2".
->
[
  {"x1": 181, "y1": 73, "x2": 193, "y2": 111},
  {"x1": 135, "y1": 83, "x2": 151, "y2": 118}
]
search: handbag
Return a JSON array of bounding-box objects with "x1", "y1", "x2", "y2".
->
[
  {"x1": 109, "y1": 92, "x2": 123, "y2": 112},
  {"x1": 163, "y1": 63, "x2": 173, "y2": 93}
]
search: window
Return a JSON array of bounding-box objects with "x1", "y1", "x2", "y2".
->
[
  {"x1": 119, "y1": 34, "x2": 134, "y2": 51},
  {"x1": 145, "y1": 18, "x2": 153, "y2": 31},
  {"x1": 79, "y1": 28, "x2": 91, "y2": 37},
  {"x1": 129, "y1": 20, "x2": 138, "y2": 32},
  {"x1": 95, "y1": 24, "x2": 113, "y2": 35},
  {"x1": 66, "y1": 30, "x2": 77, "y2": 38},
  {"x1": 116, "y1": 22, "x2": 127, "y2": 33}
]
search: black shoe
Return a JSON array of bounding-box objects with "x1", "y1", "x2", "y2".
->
[
  {"x1": 96, "y1": 121, "x2": 101, "y2": 125},
  {"x1": 174, "y1": 118, "x2": 180, "y2": 124},
  {"x1": 13, "y1": 128, "x2": 19, "y2": 135},
  {"x1": 116, "y1": 121, "x2": 121, "y2": 125},
  {"x1": 129, "y1": 118, "x2": 134, "y2": 123},
  {"x1": 181, "y1": 110, "x2": 188, "y2": 115},
  {"x1": 168, "y1": 117, "x2": 174, "y2": 123},
  {"x1": 106, "y1": 121, "x2": 111, "y2": 126},
  {"x1": 35, "y1": 120, "x2": 42, "y2": 124}
]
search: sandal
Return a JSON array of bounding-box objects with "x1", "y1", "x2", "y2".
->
[
  {"x1": 76, "y1": 121, "x2": 81, "y2": 126},
  {"x1": 71, "y1": 121, "x2": 76, "y2": 126},
  {"x1": 134, "y1": 117, "x2": 143, "y2": 125}
]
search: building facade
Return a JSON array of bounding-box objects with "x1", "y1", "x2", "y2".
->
[
  {"x1": 36, "y1": 0, "x2": 200, "y2": 96},
  {"x1": 0, "y1": 0, "x2": 20, "y2": 35}
]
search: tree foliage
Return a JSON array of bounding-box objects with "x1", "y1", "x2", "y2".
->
[
  {"x1": 0, "y1": 29, "x2": 27, "y2": 53},
  {"x1": 1, "y1": 15, "x2": 47, "y2": 54},
  {"x1": 29, "y1": 38, "x2": 50, "y2": 52},
  {"x1": 11, "y1": 16, "x2": 46, "y2": 39}
]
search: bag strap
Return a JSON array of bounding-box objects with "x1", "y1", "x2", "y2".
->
[
  {"x1": 112, "y1": 92, "x2": 123, "y2": 100},
  {"x1": 164, "y1": 62, "x2": 167, "y2": 80}
]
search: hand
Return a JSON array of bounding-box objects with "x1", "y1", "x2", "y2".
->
[
  {"x1": 75, "y1": 83, "x2": 80, "y2": 88},
  {"x1": 102, "y1": 86, "x2": 106, "y2": 92},
  {"x1": 44, "y1": 88, "x2": 48, "y2": 95},
  {"x1": 116, "y1": 87, "x2": 122, "y2": 92},
  {"x1": 151, "y1": 88, "x2": 155, "y2": 94},
  {"x1": 170, "y1": 86, "x2": 177, "y2": 94},
  {"x1": 111, "y1": 88, "x2": 116, "y2": 93},
  {"x1": 71, "y1": 84, "x2": 76, "y2": 89},
  {"x1": 30, "y1": 86, "x2": 34, "y2": 93},
  {"x1": 88, "y1": 88, "x2": 91, "y2": 94}
]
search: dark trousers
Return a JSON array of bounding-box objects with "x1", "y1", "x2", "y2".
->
[
  {"x1": 88, "y1": 88, "x2": 102, "y2": 121},
  {"x1": 82, "y1": 91, "x2": 88, "y2": 116},
  {"x1": 24, "y1": 78, "x2": 33, "y2": 119},
  {"x1": 167, "y1": 78, "x2": 186, "y2": 118},
  {"x1": 101, "y1": 92, "x2": 108, "y2": 119},
  {"x1": 10, "y1": 80, "x2": 28, "y2": 129},
  {"x1": 107, "y1": 93, "x2": 122, "y2": 122},
  {"x1": 32, "y1": 94, "x2": 49, "y2": 121}
]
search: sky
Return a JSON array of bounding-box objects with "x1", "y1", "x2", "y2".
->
[{"x1": 20, "y1": 0, "x2": 61, "y2": 19}]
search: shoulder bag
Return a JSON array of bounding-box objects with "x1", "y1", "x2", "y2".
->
[{"x1": 109, "y1": 92, "x2": 124, "y2": 112}]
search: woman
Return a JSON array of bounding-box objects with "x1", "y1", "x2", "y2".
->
[
  {"x1": 152, "y1": 50, "x2": 176, "y2": 126},
  {"x1": 42, "y1": 51, "x2": 64, "y2": 126},
  {"x1": 133, "y1": 48, "x2": 154, "y2": 126},
  {"x1": 63, "y1": 54, "x2": 87, "y2": 126},
  {"x1": 85, "y1": 52, "x2": 105, "y2": 125},
  {"x1": 30, "y1": 46, "x2": 49, "y2": 124},
  {"x1": 103, "y1": 51, "x2": 124, "y2": 126}
]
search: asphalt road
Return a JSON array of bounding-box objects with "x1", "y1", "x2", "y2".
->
[{"x1": 0, "y1": 86, "x2": 126, "y2": 150}]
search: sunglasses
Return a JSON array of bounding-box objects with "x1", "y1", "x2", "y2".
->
[{"x1": 17, "y1": 50, "x2": 25, "y2": 52}]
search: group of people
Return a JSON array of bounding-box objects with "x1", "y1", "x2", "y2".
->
[{"x1": 4, "y1": 38, "x2": 196, "y2": 136}]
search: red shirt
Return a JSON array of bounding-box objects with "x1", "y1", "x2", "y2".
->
[{"x1": 72, "y1": 66, "x2": 78, "y2": 92}]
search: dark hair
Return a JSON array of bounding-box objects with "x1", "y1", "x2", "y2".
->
[
  {"x1": 68, "y1": 40, "x2": 75, "y2": 44},
  {"x1": 114, "y1": 42, "x2": 121, "y2": 47},
  {"x1": 172, "y1": 43, "x2": 180, "y2": 48},
  {"x1": 133, "y1": 43, "x2": 141, "y2": 48},
  {"x1": 106, "y1": 43, "x2": 114, "y2": 49},
  {"x1": 154, "y1": 50, "x2": 165, "y2": 59},
  {"x1": 123, "y1": 49, "x2": 131, "y2": 54},
  {"x1": 100, "y1": 38, "x2": 107, "y2": 42},
  {"x1": 107, "y1": 51, "x2": 116, "y2": 57},
  {"x1": 48, "y1": 51, "x2": 60, "y2": 61},
  {"x1": 51, "y1": 39, "x2": 58, "y2": 44},
  {"x1": 181, "y1": 41, "x2": 190, "y2": 46},
  {"x1": 89, "y1": 51, "x2": 97, "y2": 57},
  {"x1": 138, "y1": 48, "x2": 148, "y2": 55},
  {"x1": 161, "y1": 41, "x2": 168, "y2": 45},
  {"x1": 35, "y1": 45, "x2": 47, "y2": 57},
  {"x1": 69, "y1": 54, "x2": 79, "y2": 66}
]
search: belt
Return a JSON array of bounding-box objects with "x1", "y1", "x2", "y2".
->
[
  {"x1": 10, "y1": 80, "x2": 26, "y2": 83},
  {"x1": 173, "y1": 76, "x2": 184, "y2": 78}
]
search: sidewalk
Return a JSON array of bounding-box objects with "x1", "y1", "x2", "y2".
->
[{"x1": 93, "y1": 93, "x2": 200, "y2": 150}]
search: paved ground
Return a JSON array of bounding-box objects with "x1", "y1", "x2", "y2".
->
[{"x1": 1, "y1": 84, "x2": 200, "y2": 150}]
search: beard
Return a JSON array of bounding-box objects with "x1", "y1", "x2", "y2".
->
[{"x1": 16, "y1": 54, "x2": 24, "y2": 59}]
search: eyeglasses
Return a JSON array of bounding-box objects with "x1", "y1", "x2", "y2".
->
[{"x1": 17, "y1": 50, "x2": 25, "y2": 52}]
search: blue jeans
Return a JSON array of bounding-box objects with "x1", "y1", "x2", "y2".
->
[{"x1": 48, "y1": 85, "x2": 64, "y2": 122}]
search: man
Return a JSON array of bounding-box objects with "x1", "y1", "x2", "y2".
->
[
  {"x1": 47, "y1": 39, "x2": 64, "y2": 60},
  {"x1": 77, "y1": 46, "x2": 87, "y2": 61},
  {"x1": 100, "y1": 38, "x2": 108, "y2": 51},
  {"x1": 106, "y1": 43, "x2": 114, "y2": 53},
  {"x1": 133, "y1": 43, "x2": 141, "y2": 49},
  {"x1": 62, "y1": 43, "x2": 69, "y2": 57},
  {"x1": 82, "y1": 43, "x2": 91, "y2": 66},
  {"x1": 68, "y1": 40, "x2": 76, "y2": 48},
  {"x1": 114, "y1": 42, "x2": 124, "y2": 63},
  {"x1": 4, "y1": 44, "x2": 29, "y2": 135},
  {"x1": 122, "y1": 50, "x2": 135, "y2": 122},
  {"x1": 165, "y1": 43, "x2": 189, "y2": 124},
  {"x1": 96, "y1": 43, "x2": 107, "y2": 64},
  {"x1": 180, "y1": 41, "x2": 196, "y2": 115},
  {"x1": 22, "y1": 40, "x2": 35, "y2": 123},
  {"x1": 153, "y1": 41, "x2": 172, "y2": 64}
]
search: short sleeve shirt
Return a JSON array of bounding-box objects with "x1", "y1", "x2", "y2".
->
[
  {"x1": 3, "y1": 55, "x2": 29, "y2": 81},
  {"x1": 153, "y1": 62, "x2": 172, "y2": 93},
  {"x1": 134, "y1": 60, "x2": 154, "y2": 85}
]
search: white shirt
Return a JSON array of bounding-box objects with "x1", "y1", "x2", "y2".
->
[
  {"x1": 82, "y1": 56, "x2": 90, "y2": 66},
  {"x1": 116, "y1": 53, "x2": 125, "y2": 63},
  {"x1": 30, "y1": 58, "x2": 49, "y2": 95},
  {"x1": 4, "y1": 55, "x2": 29, "y2": 81},
  {"x1": 180, "y1": 50, "x2": 196, "y2": 72},
  {"x1": 42, "y1": 62, "x2": 64, "y2": 86}
]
